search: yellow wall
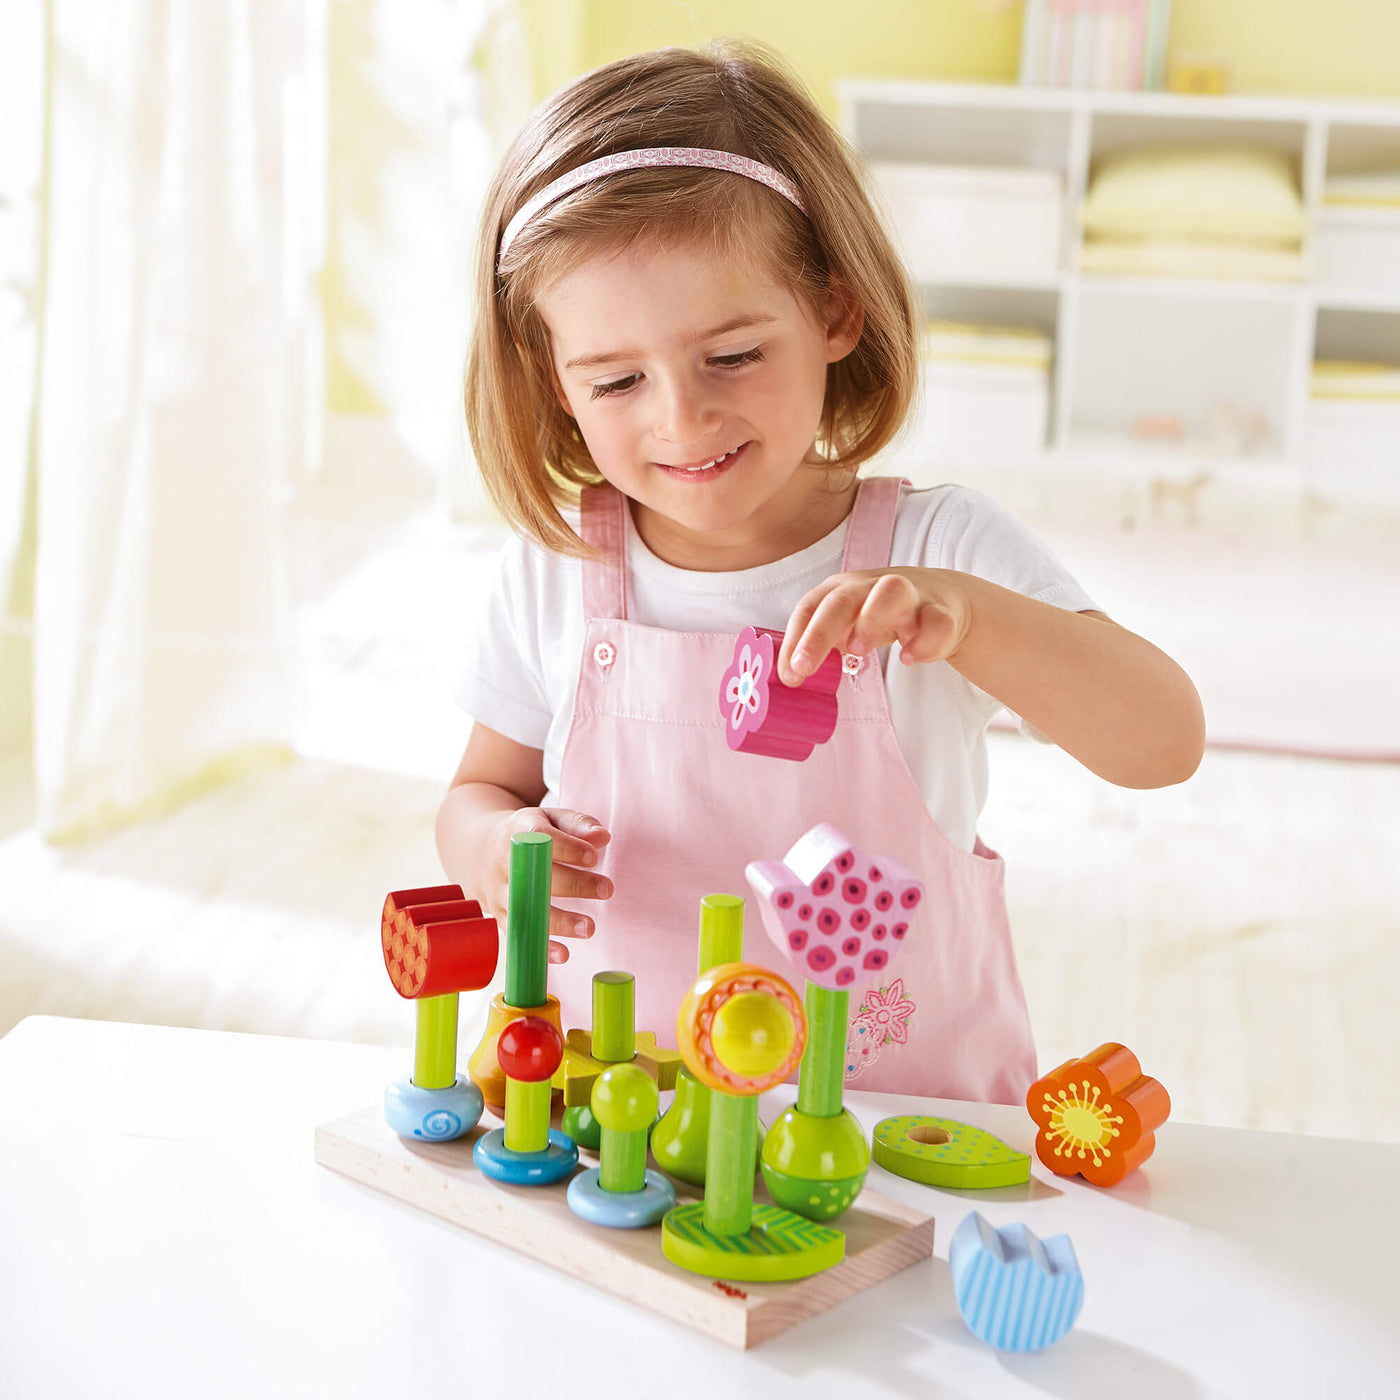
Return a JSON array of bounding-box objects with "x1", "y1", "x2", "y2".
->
[{"x1": 568, "y1": 0, "x2": 1400, "y2": 110}]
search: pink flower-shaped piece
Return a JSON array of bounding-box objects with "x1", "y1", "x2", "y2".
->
[
  {"x1": 746, "y1": 823, "x2": 924, "y2": 989},
  {"x1": 719, "y1": 626, "x2": 841, "y2": 761}
]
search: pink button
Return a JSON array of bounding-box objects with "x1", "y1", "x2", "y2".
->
[
  {"x1": 593, "y1": 641, "x2": 616, "y2": 669},
  {"x1": 841, "y1": 653, "x2": 864, "y2": 676}
]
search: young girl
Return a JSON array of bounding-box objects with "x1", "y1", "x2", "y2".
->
[{"x1": 438, "y1": 40, "x2": 1204, "y2": 1105}]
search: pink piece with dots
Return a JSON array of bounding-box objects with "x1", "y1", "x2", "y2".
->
[{"x1": 745, "y1": 823, "x2": 924, "y2": 990}]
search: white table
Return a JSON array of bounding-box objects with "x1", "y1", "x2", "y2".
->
[{"x1": 1, "y1": 1016, "x2": 1396, "y2": 1398}]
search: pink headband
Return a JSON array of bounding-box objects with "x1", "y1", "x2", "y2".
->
[{"x1": 497, "y1": 147, "x2": 807, "y2": 263}]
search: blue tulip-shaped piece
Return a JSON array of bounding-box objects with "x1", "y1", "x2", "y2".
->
[{"x1": 949, "y1": 1211, "x2": 1084, "y2": 1352}]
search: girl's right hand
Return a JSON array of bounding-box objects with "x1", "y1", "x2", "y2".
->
[{"x1": 483, "y1": 807, "x2": 612, "y2": 964}]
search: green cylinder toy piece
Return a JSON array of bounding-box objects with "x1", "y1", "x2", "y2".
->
[
  {"x1": 413, "y1": 993, "x2": 459, "y2": 1091},
  {"x1": 703, "y1": 1090, "x2": 757, "y2": 1237},
  {"x1": 698, "y1": 894, "x2": 744, "y2": 975},
  {"x1": 796, "y1": 983, "x2": 848, "y2": 1118},
  {"x1": 504, "y1": 1076, "x2": 551, "y2": 1154},
  {"x1": 503, "y1": 832, "x2": 552, "y2": 1010},
  {"x1": 591, "y1": 971, "x2": 635, "y2": 1064}
]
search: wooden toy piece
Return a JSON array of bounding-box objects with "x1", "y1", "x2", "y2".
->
[
  {"x1": 503, "y1": 831, "x2": 552, "y2": 1009},
  {"x1": 746, "y1": 823, "x2": 924, "y2": 990},
  {"x1": 559, "y1": 969, "x2": 684, "y2": 1111},
  {"x1": 474, "y1": 1015, "x2": 579, "y2": 1186},
  {"x1": 380, "y1": 885, "x2": 499, "y2": 1142},
  {"x1": 872, "y1": 1116, "x2": 1031, "y2": 1189},
  {"x1": 949, "y1": 1212, "x2": 1084, "y2": 1352},
  {"x1": 652, "y1": 893, "x2": 748, "y2": 1187},
  {"x1": 719, "y1": 625, "x2": 841, "y2": 761},
  {"x1": 1027, "y1": 1042, "x2": 1171, "y2": 1187},
  {"x1": 468, "y1": 831, "x2": 563, "y2": 1111},
  {"x1": 662, "y1": 954, "x2": 845, "y2": 1283},
  {"x1": 761, "y1": 983, "x2": 870, "y2": 1223},
  {"x1": 566, "y1": 1064, "x2": 676, "y2": 1228},
  {"x1": 317, "y1": 1101, "x2": 937, "y2": 1349},
  {"x1": 747, "y1": 825, "x2": 924, "y2": 1222}
]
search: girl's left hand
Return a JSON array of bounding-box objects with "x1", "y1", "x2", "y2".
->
[{"x1": 777, "y1": 568, "x2": 972, "y2": 687}]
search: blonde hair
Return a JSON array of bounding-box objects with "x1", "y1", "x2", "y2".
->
[{"x1": 465, "y1": 39, "x2": 919, "y2": 557}]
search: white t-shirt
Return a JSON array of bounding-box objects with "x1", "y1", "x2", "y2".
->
[{"x1": 459, "y1": 483, "x2": 1097, "y2": 852}]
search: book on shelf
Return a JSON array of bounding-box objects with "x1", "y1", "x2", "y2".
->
[{"x1": 1019, "y1": 0, "x2": 1170, "y2": 91}]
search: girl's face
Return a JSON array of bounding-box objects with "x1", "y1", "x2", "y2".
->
[{"x1": 539, "y1": 238, "x2": 861, "y2": 571}]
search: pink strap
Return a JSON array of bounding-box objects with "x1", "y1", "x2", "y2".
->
[
  {"x1": 840, "y1": 476, "x2": 905, "y2": 573},
  {"x1": 579, "y1": 475, "x2": 905, "y2": 621},
  {"x1": 580, "y1": 485, "x2": 628, "y2": 621}
]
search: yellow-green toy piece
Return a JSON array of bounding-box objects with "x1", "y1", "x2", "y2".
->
[
  {"x1": 873, "y1": 1116, "x2": 1031, "y2": 1189},
  {"x1": 559, "y1": 1029, "x2": 683, "y2": 1108}
]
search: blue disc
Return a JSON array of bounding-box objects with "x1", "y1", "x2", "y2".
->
[
  {"x1": 473, "y1": 1127, "x2": 579, "y2": 1185},
  {"x1": 383, "y1": 1076, "x2": 483, "y2": 1142},
  {"x1": 566, "y1": 1167, "x2": 676, "y2": 1228}
]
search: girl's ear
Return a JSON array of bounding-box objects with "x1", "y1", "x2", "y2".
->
[{"x1": 823, "y1": 284, "x2": 864, "y2": 364}]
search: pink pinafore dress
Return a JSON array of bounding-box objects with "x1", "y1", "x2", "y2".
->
[{"x1": 550, "y1": 476, "x2": 1037, "y2": 1104}]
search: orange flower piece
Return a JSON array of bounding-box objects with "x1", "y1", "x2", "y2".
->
[{"x1": 1027, "y1": 1043, "x2": 1170, "y2": 1187}]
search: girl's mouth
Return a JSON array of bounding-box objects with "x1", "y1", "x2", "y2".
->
[{"x1": 655, "y1": 441, "x2": 749, "y2": 482}]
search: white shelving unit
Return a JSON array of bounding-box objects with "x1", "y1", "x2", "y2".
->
[{"x1": 838, "y1": 81, "x2": 1400, "y2": 522}]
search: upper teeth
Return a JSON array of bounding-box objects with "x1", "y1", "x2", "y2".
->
[{"x1": 681, "y1": 447, "x2": 739, "y2": 471}]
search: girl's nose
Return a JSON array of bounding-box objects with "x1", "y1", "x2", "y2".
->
[{"x1": 652, "y1": 374, "x2": 720, "y2": 445}]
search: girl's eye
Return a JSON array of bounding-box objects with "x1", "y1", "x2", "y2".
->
[
  {"x1": 711, "y1": 347, "x2": 764, "y2": 371},
  {"x1": 587, "y1": 348, "x2": 763, "y2": 401},
  {"x1": 591, "y1": 374, "x2": 640, "y2": 400}
]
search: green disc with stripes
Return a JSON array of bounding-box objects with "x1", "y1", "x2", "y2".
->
[
  {"x1": 660, "y1": 1201, "x2": 844, "y2": 1282},
  {"x1": 872, "y1": 1116, "x2": 1030, "y2": 1189}
]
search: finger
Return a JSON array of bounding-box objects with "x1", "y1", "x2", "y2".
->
[
  {"x1": 548, "y1": 939, "x2": 569, "y2": 964},
  {"x1": 849, "y1": 574, "x2": 918, "y2": 656},
  {"x1": 777, "y1": 577, "x2": 844, "y2": 683},
  {"x1": 548, "y1": 904, "x2": 594, "y2": 941},
  {"x1": 898, "y1": 599, "x2": 961, "y2": 664},
  {"x1": 552, "y1": 865, "x2": 613, "y2": 902},
  {"x1": 539, "y1": 808, "x2": 612, "y2": 867},
  {"x1": 783, "y1": 581, "x2": 867, "y2": 684}
]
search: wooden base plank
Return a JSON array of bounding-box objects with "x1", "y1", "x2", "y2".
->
[{"x1": 315, "y1": 1105, "x2": 936, "y2": 1349}]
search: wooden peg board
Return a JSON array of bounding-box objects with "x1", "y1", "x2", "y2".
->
[{"x1": 315, "y1": 1106, "x2": 936, "y2": 1349}]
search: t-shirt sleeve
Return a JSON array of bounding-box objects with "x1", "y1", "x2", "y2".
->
[
  {"x1": 925, "y1": 486, "x2": 1098, "y2": 615},
  {"x1": 456, "y1": 534, "x2": 554, "y2": 751},
  {"x1": 921, "y1": 486, "x2": 1099, "y2": 742}
]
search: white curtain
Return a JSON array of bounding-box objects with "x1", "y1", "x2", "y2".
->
[{"x1": 22, "y1": 0, "x2": 321, "y2": 838}]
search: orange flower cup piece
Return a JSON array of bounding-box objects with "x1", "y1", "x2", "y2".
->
[{"x1": 1027, "y1": 1043, "x2": 1170, "y2": 1187}]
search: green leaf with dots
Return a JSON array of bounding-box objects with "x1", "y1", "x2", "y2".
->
[{"x1": 872, "y1": 1115, "x2": 1030, "y2": 1189}]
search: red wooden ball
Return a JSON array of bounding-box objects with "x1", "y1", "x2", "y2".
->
[{"x1": 496, "y1": 1015, "x2": 564, "y2": 1083}]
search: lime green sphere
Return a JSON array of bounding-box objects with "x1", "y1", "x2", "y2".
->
[
  {"x1": 761, "y1": 1106, "x2": 870, "y2": 1222},
  {"x1": 591, "y1": 1063, "x2": 658, "y2": 1134}
]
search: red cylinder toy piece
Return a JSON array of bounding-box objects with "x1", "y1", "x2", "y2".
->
[
  {"x1": 381, "y1": 886, "x2": 499, "y2": 1000},
  {"x1": 497, "y1": 1016, "x2": 564, "y2": 1083}
]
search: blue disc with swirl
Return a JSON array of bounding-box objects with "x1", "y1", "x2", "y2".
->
[{"x1": 383, "y1": 1075, "x2": 484, "y2": 1142}]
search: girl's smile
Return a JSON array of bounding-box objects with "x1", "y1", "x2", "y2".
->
[{"x1": 539, "y1": 239, "x2": 861, "y2": 571}]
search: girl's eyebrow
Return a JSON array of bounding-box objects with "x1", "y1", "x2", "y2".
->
[{"x1": 563, "y1": 313, "x2": 779, "y2": 371}]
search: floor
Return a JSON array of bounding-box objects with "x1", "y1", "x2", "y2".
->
[{"x1": 1, "y1": 455, "x2": 1396, "y2": 1144}]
